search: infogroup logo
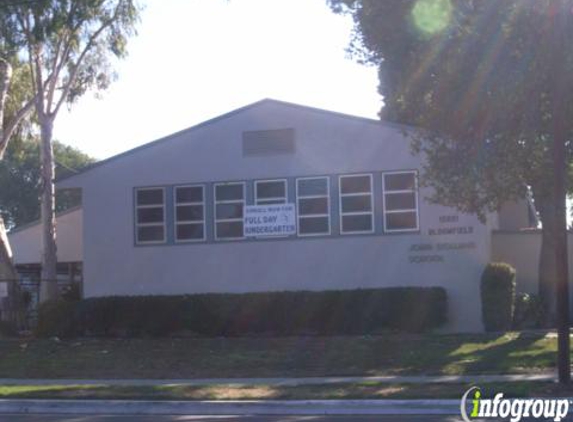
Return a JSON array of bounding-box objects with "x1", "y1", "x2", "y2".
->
[{"x1": 460, "y1": 386, "x2": 570, "y2": 422}]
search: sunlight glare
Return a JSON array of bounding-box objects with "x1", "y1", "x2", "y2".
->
[{"x1": 411, "y1": 0, "x2": 452, "y2": 35}]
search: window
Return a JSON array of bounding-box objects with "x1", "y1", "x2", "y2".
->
[
  {"x1": 339, "y1": 174, "x2": 374, "y2": 234},
  {"x1": 296, "y1": 177, "x2": 330, "y2": 236},
  {"x1": 255, "y1": 179, "x2": 287, "y2": 205},
  {"x1": 214, "y1": 182, "x2": 245, "y2": 240},
  {"x1": 383, "y1": 171, "x2": 419, "y2": 232},
  {"x1": 135, "y1": 187, "x2": 165, "y2": 244},
  {"x1": 174, "y1": 185, "x2": 205, "y2": 242}
]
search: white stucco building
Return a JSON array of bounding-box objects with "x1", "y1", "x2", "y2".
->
[{"x1": 9, "y1": 99, "x2": 548, "y2": 332}]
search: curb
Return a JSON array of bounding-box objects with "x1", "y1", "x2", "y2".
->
[{"x1": 0, "y1": 399, "x2": 461, "y2": 415}]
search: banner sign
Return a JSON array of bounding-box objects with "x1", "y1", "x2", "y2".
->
[{"x1": 244, "y1": 204, "x2": 296, "y2": 237}]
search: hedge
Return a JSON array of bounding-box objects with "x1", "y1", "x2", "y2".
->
[
  {"x1": 481, "y1": 262, "x2": 516, "y2": 332},
  {"x1": 36, "y1": 287, "x2": 447, "y2": 338},
  {"x1": 513, "y1": 292, "x2": 546, "y2": 330}
]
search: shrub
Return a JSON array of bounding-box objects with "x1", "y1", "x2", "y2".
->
[
  {"x1": 0, "y1": 320, "x2": 18, "y2": 337},
  {"x1": 50, "y1": 287, "x2": 449, "y2": 338},
  {"x1": 35, "y1": 300, "x2": 79, "y2": 338},
  {"x1": 481, "y1": 262, "x2": 516, "y2": 332},
  {"x1": 513, "y1": 292, "x2": 545, "y2": 330},
  {"x1": 61, "y1": 282, "x2": 82, "y2": 302}
]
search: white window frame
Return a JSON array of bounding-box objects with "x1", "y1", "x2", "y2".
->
[
  {"x1": 135, "y1": 187, "x2": 166, "y2": 245},
  {"x1": 255, "y1": 179, "x2": 288, "y2": 205},
  {"x1": 296, "y1": 176, "x2": 331, "y2": 237},
  {"x1": 382, "y1": 170, "x2": 420, "y2": 233},
  {"x1": 214, "y1": 181, "x2": 246, "y2": 240},
  {"x1": 174, "y1": 184, "x2": 206, "y2": 243},
  {"x1": 338, "y1": 173, "x2": 375, "y2": 235}
]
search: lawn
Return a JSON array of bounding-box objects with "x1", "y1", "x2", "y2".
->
[
  {"x1": 0, "y1": 381, "x2": 570, "y2": 400},
  {"x1": 0, "y1": 331, "x2": 559, "y2": 379}
]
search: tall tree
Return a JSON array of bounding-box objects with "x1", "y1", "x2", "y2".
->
[
  {"x1": 0, "y1": 15, "x2": 37, "y2": 303},
  {"x1": 0, "y1": 136, "x2": 94, "y2": 229},
  {"x1": 2, "y1": 0, "x2": 140, "y2": 301},
  {"x1": 328, "y1": 0, "x2": 573, "y2": 383}
]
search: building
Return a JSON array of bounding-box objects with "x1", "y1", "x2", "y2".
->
[{"x1": 9, "y1": 99, "x2": 551, "y2": 332}]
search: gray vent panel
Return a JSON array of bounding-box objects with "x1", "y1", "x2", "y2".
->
[{"x1": 242, "y1": 128, "x2": 295, "y2": 156}]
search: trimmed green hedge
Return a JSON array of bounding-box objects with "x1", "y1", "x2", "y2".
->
[
  {"x1": 36, "y1": 287, "x2": 447, "y2": 338},
  {"x1": 481, "y1": 262, "x2": 516, "y2": 332}
]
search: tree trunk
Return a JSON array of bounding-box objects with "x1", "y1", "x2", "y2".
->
[
  {"x1": 0, "y1": 59, "x2": 13, "y2": 160},
  {"x1": 552, "y1": 133, "x2": 570, "y2": 385},
  {"x1": 39, "y1": 116, "x2": 58, "y2": 302},
  {"x1": 535, "y1": 192, "x2": 558, "y2": 324}
]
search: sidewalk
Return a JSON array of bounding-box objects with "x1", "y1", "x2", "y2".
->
[
  {"x1": 0, "y1": 372, "x2": 557, "y2": 387},
  {"x1": 0, "y1": 398, "x2": 463, "y2": 415}
]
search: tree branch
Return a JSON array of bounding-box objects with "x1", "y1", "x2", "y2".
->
[
  {"x1": 0, "y1": 95, "x2": 36, "y2": 157},
  {"x1": 52, "y1": 2, "x2": 122, "y2": 117}
]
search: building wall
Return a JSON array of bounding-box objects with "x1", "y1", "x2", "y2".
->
[
  {"x1": 8, "y1": 207, "x2": 83, "y2": 265},
  {"x1": 491, "y1": 231, "x2": 573, "y2": 298},
  {"x1": 59, "y1": 101, "x2": 493, "y2": 332}
]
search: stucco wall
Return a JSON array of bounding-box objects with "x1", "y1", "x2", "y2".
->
[
  {"x1": 59, "y1": 101, "x2": 492, "y2": 332},
  {"x1": 8, "y1": 207, "x2": 83, "y2": 265},
  {"x1": 491, "y1": 231, "x2": 573, "y2": 296}
]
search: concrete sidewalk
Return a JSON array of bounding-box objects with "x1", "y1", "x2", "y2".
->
[
  {"x1": 0, "y1": 398, "x2": 463, "y2": 415},
  {"x1": 0, "y1": 372, "x2": 556, "y2": 387}
]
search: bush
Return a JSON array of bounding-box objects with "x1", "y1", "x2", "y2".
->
[
  {"x1": 0, "y1": 320, "x2": 18, "y2": 337},
  {"x1": 481, "y1": 262, "x2": 516, "y2": 332},
  {"x1": 35, "y1": 300, "x2": 79, "y2": 338},
  {"x1": 39, "y1": 287, "x2": 447, "y2": 338},
  {"x1": 513, "y1": 292, "x2": 545, "y2": 330},
  {"x1": 61, "y1": 282, "x2": 82, "y2": 302}
]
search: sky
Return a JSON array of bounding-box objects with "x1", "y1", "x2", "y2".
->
[{"x1": 53, "y1": 0, "x2": 381, "y2": 160}]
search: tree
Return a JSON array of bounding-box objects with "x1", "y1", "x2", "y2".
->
[
  {"x1": 2, "y1": 0, "x2": 140, "y2": 301},
  {"x1": 0, "y1": 17, "x2": 37, "y2": 311},
  {"x1": 0, "y1": 136, "x2": 94, "y2": 229},
  {"x1": 328, "y1": 0, "x2": 573, "y2": 383}
]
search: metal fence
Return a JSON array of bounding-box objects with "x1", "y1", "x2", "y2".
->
[{"x1": 0, "y1": 278, "x2": 81, "y2": 329}]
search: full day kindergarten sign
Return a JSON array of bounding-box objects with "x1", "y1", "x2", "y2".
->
[{"x1": 244, "y1": 204, "x2": 296, "y2": 237}]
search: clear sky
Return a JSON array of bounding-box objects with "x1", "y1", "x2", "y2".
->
[{"x1": 53, "y1": 0, "x2": 381, "y2": 160}]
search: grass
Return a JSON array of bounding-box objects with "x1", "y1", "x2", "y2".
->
[
  {"x1": 0, "y1": 331, "x2": 559, "y2": 379},
  {"x1": 0, "y1": 381, "x2": 571, "y2": 400}
]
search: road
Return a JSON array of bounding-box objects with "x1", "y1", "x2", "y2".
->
[{"x1": 0, "y1": 416, "x2": 545, "y2": 422}]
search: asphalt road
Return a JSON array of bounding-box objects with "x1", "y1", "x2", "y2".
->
[{"x1": 0, "y1": 416, "x2": 541, "y2": 422}]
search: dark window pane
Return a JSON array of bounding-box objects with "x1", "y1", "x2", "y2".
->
[
  {"x1": 341, "y1": 195, "x2": 371, "y2": 213},
  {"x1": 299, "y1": 216, "x2": 329, "y2": 234},
  {"x1": 384, "y1": 173, "x2": 416, "y2": 191},
  {"x1": 385, "y1": 192, "x2": 416, "y2": 211},
  {"x1": 258, "y1": 199, "x2": 286, "y2": 205},
  {"x1": 216, "y1": 203, "x2": 243, "y2": 219},
  {"x1": 176, "y1": 186, "x2": 203, "y2": 203},
  {"x1": 340, "y1": 175, "x2": 371, "y2": 194},
  {"x1": 215, "y1": 184, "x2": 243, "y2": 201},
  {"x1": 299, "y1": 197, "x2": 328, "y2": 215},
  {"x1": 342, "y1": 215, "x2": 372, "y2": 233},
  {"x1": 137, "y1": 207, "x2": 164, "y2": 224},
  {"x1": 137, "y1": 189, "x2": 163, "y2": 205},
  {"x1": 216, "y1": 221, "x2": 244, "y2": 238},
  {"x1": 176, "y1": 205, "x2": 203, "y2": 221},
  {"x1": 177, "y1": 223, "x2": 204, "y2": 240},
  {"x1": 386, "y1": 212, "x2": 418, "y2": 231},
  {"x1": 298, "y1": 178, "x2": 328, "y2": 196},
  {"x1": 257, "y1": 181, "x2": 286, "y2": 199},
  {"x1": 137, "y1": 226, "x2": 164, "y2": 242}
]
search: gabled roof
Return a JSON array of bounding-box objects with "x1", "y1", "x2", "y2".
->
[
  {"x1": 57, "y1": 98, "x2": 412, "y2": 184},
  {"x1": 7, "y1": 205, "x2": 82, "y2": 235}
]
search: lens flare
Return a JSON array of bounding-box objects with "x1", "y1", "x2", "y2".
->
[{"x1": 412, "y1": 0, "x2": 452, "y2": 35}]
